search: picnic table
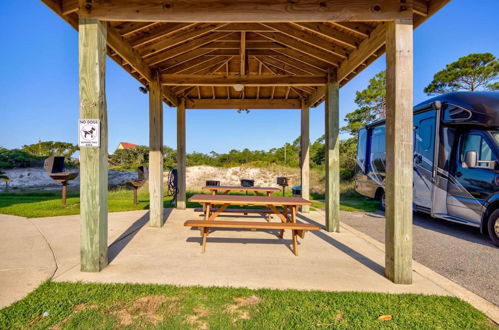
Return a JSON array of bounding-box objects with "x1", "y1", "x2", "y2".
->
[
  {"x1": 185, "y1": 194, "x2": 318, "y2": 255},
  {"x1": 202, "y1": 185, "x2": 281, "y2": 196}
]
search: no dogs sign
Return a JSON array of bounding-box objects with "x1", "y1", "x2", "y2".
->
[{"x1": 78, "y1": 119, "x2": 100, "y2": 147}]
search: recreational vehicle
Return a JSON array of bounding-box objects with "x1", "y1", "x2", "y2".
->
[{"x1": 355, "y1": 92, "x2": 499, "y2": 246}]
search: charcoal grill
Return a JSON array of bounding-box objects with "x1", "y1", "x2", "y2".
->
[
  {"x1": 44, "y1": 156, "x2": 78, "y2": 206},
  {"x1": 276, "y1": 177, "x2": 291, "y2": 196},
  {"x1": 206, "y1": 180, "x2": 220, "y2": 186},
  {"x1": 128, "y1": 166, "x2": 148, "y2": 204},
  {"x1": 292, "y1": 185, "x2": 301, "y2": 196},
  {"x1": 240, "y1": 179, "x2": 254, "y2": 187}
]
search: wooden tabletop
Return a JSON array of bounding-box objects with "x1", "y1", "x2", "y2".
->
[
  {"x1": 202, "y1": 185, "x2": 281, "y2": 192},
  {"x1": 189, "y1": 194, "x2": 312, "y2": 206}
]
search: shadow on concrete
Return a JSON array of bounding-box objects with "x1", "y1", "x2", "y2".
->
[
  {"x1": 108, "y1": 208, "x2": 173, "y2": 263},
  {"x1": 186, "y1": 236, "x2": 296, "y2": 253},
  {"x1": 297, "y1": 213, "x2": 385, "y2": 275}
]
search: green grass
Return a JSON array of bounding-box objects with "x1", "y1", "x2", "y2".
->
[
  {"x1": 0, "y1": 281, "x2": 493, "y2": 329},
  {"x1": 0, "y1": 183, "x2": 380, "y2": 218}
]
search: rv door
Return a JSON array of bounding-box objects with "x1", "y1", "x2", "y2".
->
[{"x1": 413, "y1": 111, "x2": 438, "y2": 210}]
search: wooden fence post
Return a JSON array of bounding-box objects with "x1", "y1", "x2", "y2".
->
[
  {"x1": 385, "y1": 18, "x2": 414, "y2": 284},
  {"x1": 149, "y1": 71, "x2": 164, "y2": 227},
  {"x1": 79, "y1": 18, "x2": 108, "y2": 272},
  {"x1": 300, "y1": 101, "x2": 310, "y2": 213},
  {"x1": 176, "y1": 98, "x2": 187, "y2": 209},
  {"x1": 325, "y1": 70, "x2": 340, "y2": 232}
]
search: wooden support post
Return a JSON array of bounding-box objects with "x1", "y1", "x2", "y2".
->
[
  {"x1": 176, "y1": 98, "x2": 187, "y2": 209},
  {"x1": 79, "y1": 18, "x2": 108, "y2": 272},
  {"x1": 149, "y1": 71, "x2": 164, "y2": 227},
  {"x1": 325, "y1": 70, "x2": 340, "y2": 232},
  {"x1": 385, "y1": 19, "x2": 414, "y2": 284},
  {"x1": 300, "y1": 101, "x2": 310, "y2": 213}
]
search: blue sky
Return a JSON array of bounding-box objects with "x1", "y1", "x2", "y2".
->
[{"x1": 1, "y1": 0, "x2": 498, "y2": 154}]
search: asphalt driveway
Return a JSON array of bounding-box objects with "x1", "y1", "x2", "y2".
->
[{"x1": 341, "y1": 210, "x2": 499, "y2": 306}]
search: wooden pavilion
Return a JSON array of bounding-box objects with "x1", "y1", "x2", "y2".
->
[{"x1": 41, "y1": 0, "x2": 449, "y2": 284}]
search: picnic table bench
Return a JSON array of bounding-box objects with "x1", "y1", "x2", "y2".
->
[{"x1": 185, "y1": 194, "x2": 319, "y2": 255}]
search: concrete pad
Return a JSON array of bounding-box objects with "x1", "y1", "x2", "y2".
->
[
  {"x1": 47, "y1": 209, "x2": 450, "y2": 296},
  {"x1": 0, "y1": 215, "x2": 56, "y2": 308}
]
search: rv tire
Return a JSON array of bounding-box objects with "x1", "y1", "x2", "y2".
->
[
  {"x1": 487, "y1": 209, "x2": 499, "y2": 247},
  {"x1": 377, "y1": 190, "x2": 385, "y2": 212}
]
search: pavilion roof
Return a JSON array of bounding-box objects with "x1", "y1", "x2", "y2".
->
[{"x1": 41, "y1": 0, "x2": 449, "y2": 109}]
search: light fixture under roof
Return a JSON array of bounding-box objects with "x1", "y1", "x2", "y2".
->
[{"x1": 233, "y1": 84, "x2": 244, "y2": 92}]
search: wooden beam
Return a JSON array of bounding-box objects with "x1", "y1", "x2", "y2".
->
[
  {"x1": 240, "y1": 32, "x2": 246, "y2": 76},
  {"x1": 261, "y1": 23, "x2": 349, "y2": 59},
  {"x1": 385, "y1": 18, "x2": 413, "y2": 285},
  {"x1": 300, "y1": 101, "x2": 310, "y2": 213},
  {"x1": 149, "y1": 71, "x2": 164, "y2": 227},
  {"x1": 160, "y1": 74, "x2": 327, "y2": 86},
  {"x1": 272, "y1": 48, "x2": 329, "y2": 71},
  {"x1": 111, "y1": 22, "x2": 156, "y2": 37},
  {"x1": 79, "y1": 0, "x2": 412, "y2": 22},
  {"x1": 106, "y1": 23, "x2": 152, "y2": 81},
  {"x1": 146, "y1": 32, "x2": 229, "y2": 67},
  {"x1": 337, "y1": 23, "x2": 387, "y2": 83},
  {"x1": 216, "y1": 23, "x2": 274, "y2": 32},
  {"x1": 257, "y1": 56, "x2": 311, "y2": 76},
  {"x1": 62, "y1": 0, "x2": 79, "y2": 15},
  {"x1": 159, "y1": 48, "x2": 215, "y2": 68},
  {"x1": 202, "y1": 41, "x2": 283, "y2": 49},
  {"x1": 333, "y1": 22, "x2": 372, "y2": 38},
  {"x1": 262, "y1": 55, "x2": 324, "y2": 75},
  {"x1": 292, "y1": 22, "x2": 359, "y2": 49},
  {"x1": 79, "y1": 18, "x2": 108, "y2": 272},
  {"x1": 185, "y1": 98, "x2": 302, "y2": 109},
  {"x1": 257, "y1": 32, "x2": 341, "y2": 66},
  {"x1": 413, "y1": 0, "x2": 428, "y2": 16},
  {"x1": 176, "y1": 98, "x2": 187, "y2": 209},
  {"x1": 163, "y1": 56, "x2": 230, "y2": 74},
  {"x1": 305, "y1": 86, "x2": 326, "y2": 108},
  {"x1": 325, "y1": 70, "x2": 340, "y2": 233},
  {"x1": 127, "y1": 23, "x2": 195, "y2": 48},
  {"x1": 140, "y1": 23, "x2": 225, "y2": 58}
]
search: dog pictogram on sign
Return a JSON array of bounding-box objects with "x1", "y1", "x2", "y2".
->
[{"x1": 78, "y1": 119, "x2": 100, "y2": 147}]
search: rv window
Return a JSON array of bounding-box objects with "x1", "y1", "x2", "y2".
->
[
  {"x1": 356, "y1": 129, "x2": 367, "y2": 173},
  {"x1": 418, "y1": 118, "x2": 433, "y2": 151},
  {"x1": 491, "y1": 131, "x2": 499, "y2": 145},
  {"x1": 461, "y1": 134, "x2": 495, "y2": 164}
]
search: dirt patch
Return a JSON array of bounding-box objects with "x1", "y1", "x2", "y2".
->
[
  {"x1": 73, "y1": 304, "x2": 98, "y2": 312},
  {"x1": 112, "y1": 295, "x2": 179, "y2": 327},
  {"x1": 225, "y1": 295, "x2": 262, "y2": 323},
  {"x1": 184, "y1": 307, "x2": 210, "y2": 330}
]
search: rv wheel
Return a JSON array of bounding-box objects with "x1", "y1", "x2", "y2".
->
[
  {"x1": 378, "y1": 190, "x2": 386, "y2": 211},
  {"x1": 488, "y1": 209, "x2": 499, "y2": 247}
]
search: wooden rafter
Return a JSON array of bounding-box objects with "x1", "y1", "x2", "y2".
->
[
  {"x1": 127, "y1": 23, "x2": 196, "y2": 47},
  {"x1": 291, "y1": 22, "x2": 360, "y2": 49},
  {"x1": 257, "y1": 32, "x2": 341, "y2": 66},
  {"x1": 240, "y1": 32, "x2": 246, "y2": 76},
  {"x1": 261, "y1": 23, "x2": 349, "y2": 59},
  {"x1": 164, "y1": 56, "x2": 231, "y2": 74},
  {"x1": 146, "y1": 32, "x2": 229, "y2": 67},
  {"x1": 161, "y1": 74, "x2": 326, "y2": 87},
  {"x1": 139, "y1": 23, "x2": 225, "y2": 58}
]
